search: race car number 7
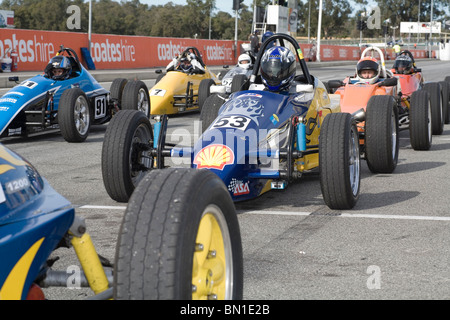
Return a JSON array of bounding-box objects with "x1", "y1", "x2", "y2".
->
[{"x1": 212, "y1": 115, "x2": 251, "y2": 131}]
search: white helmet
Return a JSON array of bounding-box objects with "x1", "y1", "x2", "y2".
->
[
  {"x1": 355, "y1": 56, "x2": 380, "y2": 84},
  {"x1": 238, "y1": 53, "x2": 252, "y2": 69}
]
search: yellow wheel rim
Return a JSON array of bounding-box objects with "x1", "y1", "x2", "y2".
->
[{"x1": 192, "y1": 205, "x2": 233, "y2": 300}]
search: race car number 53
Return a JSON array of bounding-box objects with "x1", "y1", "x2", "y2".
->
[{"x1": 212, "y1": 115, "x2": 251, "y2": 131}]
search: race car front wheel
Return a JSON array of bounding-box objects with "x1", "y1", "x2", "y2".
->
[
  {"x1": 102, "y1": 110, "x2": 154, "y2": 202},
  {"x1": 114, "y1": 168, "x2": 243, "y2": 300},
  {"x1": 438, "y1": 81, "x2": 449, "y2": 124},
  {"x1": 58, "y1": 88, "x2": 91, "y2": 142},
  {"x1": 365, "y1": 95, "x2": 399, "y2": 173},
  {"x1": 198, "y1": 78, "x2": 216, "y2": 111},
  {"x1": 409, "y1": 89, "x2": 432, "y2": 150},
  {"x1": 121, "y1": 80, "x2": 151, "y2": 118},
  {"x1": 319, "y1": 112, "x2": 360, "y2": 210},
  {"x1": 423, "y1": 82, "x2": 444, "y2": 135}
]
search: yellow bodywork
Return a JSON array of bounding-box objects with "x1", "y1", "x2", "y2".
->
[
  {"x1": 149, "y1": 68, "x2": 219, "y2": 115},
  {"x1": 0, "y1": 238, "x2": 44, "y2": 300},
  {"x1": 294, "y1": 85, "x2": 341, "y2": 173}
]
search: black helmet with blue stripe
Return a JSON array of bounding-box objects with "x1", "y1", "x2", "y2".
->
[
  {"x1": 260, "y1": 46, "x2": 296, "y2": 91},
  {"x1": 45, "y1": 55, "x2": 72, "y2": 80}
]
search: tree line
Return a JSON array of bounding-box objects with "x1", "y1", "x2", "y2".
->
[{"x1": 1, "y1": 0, "x2": 449, "y2": 41}]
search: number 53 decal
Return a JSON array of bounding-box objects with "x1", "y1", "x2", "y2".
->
[{"x1": 212, "y1": 115, "x2": 251, "y2": 131}]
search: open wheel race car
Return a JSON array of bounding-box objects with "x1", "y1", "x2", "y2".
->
[
  {"x1": 0, "y1": 46, "x2": 149, "y2": 142},
  {"x1": 390, "y1": 50, "x2": 448, "y2": 141},
  {"x1": 149, "y1": 47, "x2": 220, "y2": 115},
  {"x1": 100, "y1": 33, "x2": 362, "y2": 298},
  {"x1": 197, "y1": 53, "x2": 254, "y2": 108},
  {"x1": 327, "y1": 46, "x2": 401, "y2": 173},
  {"x1": 0, "y1": 143, "x2": 239, "y2": 300}
]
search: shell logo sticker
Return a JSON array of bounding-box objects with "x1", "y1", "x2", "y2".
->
[{"x1": 194, "y1": 144, "x2": 234, "y2": 170}]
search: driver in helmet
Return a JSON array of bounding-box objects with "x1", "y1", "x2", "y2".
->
[
  {"x1": 260, "y1": 46, "x2": 296, "y2": 92},
  {"x1": 261, "y1": 31, "x2": 275, "y2": 50},
  {"x1": 393, "y1": 55, "x2": 413, "y2": 74},
  {"x1": 237, "y1": 53, "x2": 252, "y2": 70},
  {"x1": 355, "y1": 56, "x2": 380, "y2": 84},
  {"x1": 44, "y1": 56, "x2": 72, "y2": 80},
  {"x1": 166, "y1": 52, "x2": 205, "y2": 74}
]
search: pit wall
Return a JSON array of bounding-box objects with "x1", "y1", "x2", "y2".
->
[{"x1": 0, "y1": 29, "x2": 436, "y2": 71}]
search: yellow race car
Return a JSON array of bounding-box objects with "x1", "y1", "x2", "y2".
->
[{"x1": 150, "y1": 47, "x2": 220, "y2": 115}]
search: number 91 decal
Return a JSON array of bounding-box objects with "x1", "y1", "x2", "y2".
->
[{"x1": 211, "y1": 115, "x2": 251, "y2": 131}]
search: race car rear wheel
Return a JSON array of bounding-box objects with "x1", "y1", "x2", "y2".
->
[
  {"x1": 423, "y1": 82, "x2": 444, "y2": 135},
  {"x1": 102, "y1": 110, "x2": 154, "y2": 202},
  {"x1": 230, "y1": 74, "x2": 249, "y2": 93},
  {"x1": 110, "y1": 78, "x2": 128, "y2": 109},
  {"x1": 409, "y1": 89, "x2": 432, "y2": 150},
  {"x1": 365, "y1": 95, "x2": 399, "y2": 173},
  {"x1": 319, "y1": 112, "x2": 360, "y2": 210},
  {"x1": 200, "y1": 94, "x2": 226, "y2": 133},
  {"x1": 114, "y1": 168, "x2": 243, "y2": 300},
  {"x1": 198, "y1": 78, "x2": 216, "y2": 111},
  {"x1": 438, "y1": 81, "x2": 449, "y2": 124},
  {"x1": 122, "y1": 80, "x2": 151, "y2": 118},
  {"x1": 58, "y1": 88, "x2": 91, "y2": 142}
]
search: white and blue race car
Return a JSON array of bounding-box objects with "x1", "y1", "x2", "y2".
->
[{"x1": 0, "y1": 46, "x2": 149, "y2": 142}]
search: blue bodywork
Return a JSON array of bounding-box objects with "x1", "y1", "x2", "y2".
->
[
  {"x1": 192, "y1": 89, "x2": 312, "y2": 201},
  {"x1": 0, "y1": 57, "x2": 109, "y2": 137},
  {"x1": 0, "y1": 144, "x2": 74, "y2": 299}
]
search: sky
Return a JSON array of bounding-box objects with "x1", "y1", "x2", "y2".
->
[{"x1": 139, "y1": 0, "x2": 254, "y2": 15}]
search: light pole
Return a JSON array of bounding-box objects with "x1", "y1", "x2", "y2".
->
[
  {"x1": 88, "y1": 0, "x2": 92, "y2": 53},
  {"x1": 429, "y1": 0, "x2": 434, "y2": 58},
  {"x1": 417, "y1": 0, "x2": 420, "y2": 44},
  {"x1": 316, "y1": 0, "x2": 323, "y2": 62},
  {"x1": 209, "y1": 4, "x2": 212, "y2": 40}
]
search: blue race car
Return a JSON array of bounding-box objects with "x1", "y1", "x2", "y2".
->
[
  {"x1": 101, "y1": 33, "x2": 361, "y2": 210},
  {"x1": 0, "y1": 46, "x2": 149, "y2": 142}
]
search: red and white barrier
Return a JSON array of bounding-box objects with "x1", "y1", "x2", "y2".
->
[{"x1": 0, "y1": 28, "x2": 436, "y2": 72}]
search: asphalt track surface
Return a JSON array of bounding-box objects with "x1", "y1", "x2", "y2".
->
[{"x1": 2, "y1": 59, "x2": 450, "y2": 300}]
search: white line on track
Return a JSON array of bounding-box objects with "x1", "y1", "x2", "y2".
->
[
  {"x1": 78, "y1": 205, "x2": 127, "y2": 210},
  {"x1": 77, "y1": 205, "x2": 450, "y2": 222},
  {"x1": 240, "y1": 210, "x2": 450, "y2": 221}
]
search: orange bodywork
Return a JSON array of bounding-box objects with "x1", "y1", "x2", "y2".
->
[
  {"x1": 334, "y1": 78, "x2": 397, "y2": 145},
  {"x1": 390, "y1": 69, "x2": 423, "y2": 109}
]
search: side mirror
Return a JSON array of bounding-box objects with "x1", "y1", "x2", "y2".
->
[
  {"x1": 8, "y1": 76, "x2": 19, "y2": 82},
  {"x1": 379, "y1": 77, "x2": 398, "y2": 87},
  {"x1": 223, "y1": 65, "x2": 229, "y2": 69},
  {"x1": 327, "y1": 80, "x2": 345, "y2": 88},
  {"x1": 155, "y1": 69, "x2": 162, "y2": 74}
]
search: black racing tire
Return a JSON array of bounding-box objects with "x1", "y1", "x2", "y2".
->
[
  {"x1": 114, "y1": 168, "x2": 243, "y2": 300},
  {"x1": 365, "y1": 95, "x2": 399, "y2": 173},
  {"x1": 101, "y1": 110, "x2": 153, "y2": 202},
  {"x1": 438, "y1": 81, "x2": 449, "y2": 124},
  {"x1": 423, "y1": 82, "x2": 443, "y2": 135},
  {"x1": 319, "y1": 112, "x2": 360, "y2": 210},
  {"x1": 122, "y1": 80, "x2": 151, "y2": 118},
  {"x1": 230, "y1": 74, "x2": 249, "y2": 93},
  {"x1": 200, "y1": 94, "x2": 226, "y2": 133},
  {"x1": 445, "y1": 76, "x2": 450, "y2": 84},
  {"x1": 198, "y1": 78, "x2": 216, "y2": 111},
  {"x1": 110, "y1": 78, "x2": 128, "y2": 109},
  {"x1": 58, "y1": 88, "x2": 91, "y2": 142},
  {"x1": 409, "y1": 89, "x2": 432, "y2": 151}
]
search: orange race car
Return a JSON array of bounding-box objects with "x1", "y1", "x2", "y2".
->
[
  {"x1": 391, "y1": 50, "x2": 448, "y2": 141},
  {"x1": 327, "y1": 46, "x2": 401, "y2": 173}
]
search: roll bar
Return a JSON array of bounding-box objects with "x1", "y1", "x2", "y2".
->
[{"x1": 250, "y1": 33, "x2": 313, "y2": 86}]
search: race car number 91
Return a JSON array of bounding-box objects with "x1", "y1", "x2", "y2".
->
[{"x1": 211, "y1": 115, "x2": 251, "y2": 131}]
